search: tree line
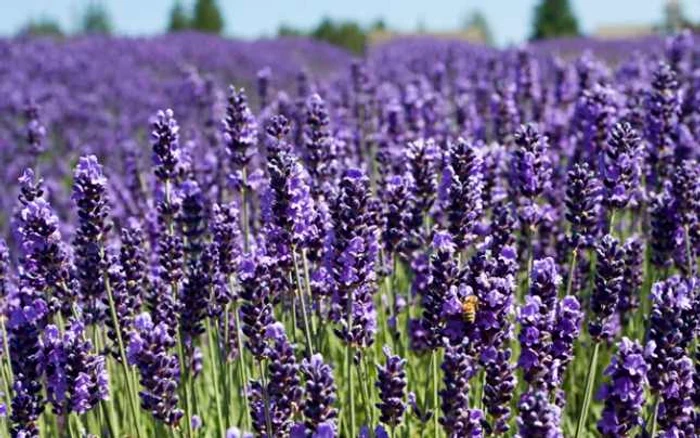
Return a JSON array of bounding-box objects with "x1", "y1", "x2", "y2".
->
[{"x1": 18, "y1": 0, "x2": 694, "y2": 50}]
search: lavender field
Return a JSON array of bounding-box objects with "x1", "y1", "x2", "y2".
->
[{"x1": 0, "y1": 31, "x2": 699, "y2": 438}]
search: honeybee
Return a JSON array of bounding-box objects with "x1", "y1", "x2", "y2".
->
[{"x1": 461, "y1": 295, "x2": 479, "y2": 323}]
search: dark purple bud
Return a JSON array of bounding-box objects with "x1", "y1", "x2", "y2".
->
[
  {"x1": 589, "y1": 234, "x2": 623, "y2": 342},
  {"x1": 375, "y1": 346, "x2": 407, "y2": 427},
  {"x1": 565, "y1": 163, "x2": 601, "y2": 249}
]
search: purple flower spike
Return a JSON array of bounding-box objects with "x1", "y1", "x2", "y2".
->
[
  {"x1": 375, "y1": 346, "x2": 407, "y2": 427},
  {"x1": 151, "y1": 108, "x2": 181, "y2": 183},
  {"x1": 223, "y1": 87, "x2": 258, "y2": 171},
  {"x1": 589, "y1": 235, "x2": 623, "y2": 342},
  {"x1": 596, "y1": 338, "x2": 648, "y2": 438}
]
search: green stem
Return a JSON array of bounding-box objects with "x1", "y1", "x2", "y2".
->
[
  {"x1": 684, "y1": 225, "x2": 694, "y2": 274},
  {"x1": 358, "y1": 353, "x2": 374, "y2": 428},
  {"x1": 259, "y1": 361, "x2": 274, "y2": 437},
  {"x1": 564, "y1": 248, "x2": 578, "y2": 297},
  {"x1": 301, "y1": 249, "x2": 320, "y2": 352},
  {"x1": 431, "y1": 350, "x2": 440, "y2": 438},
  {"x1": 241, "y1": 168, "x2": 250, "y2": 253},
  {"x1": 608, "y1": 209, "x2": 616, "y2": 235},
  {"x1": 649, "y1": 396, "x2": 660, "y2": 438},
  {"x1": 231, "y1": 296, "x2": 251, "y2": 431},
  {"x1": 292, "y1": 250, "x2": 315, "y2": 356},
  {"x1": 574, "y1": 342, "x2": 601, "y2": 438},
  {"x1": 104, "y1": 272, "x2": 144, "y2": 438},
  {"x1": 175, "y1": 333, "x2": 194, "y2": 438},
  {"x1": 205, "y1": 318, "x2": 225, "y2": 437},
  {"x1": 346, "y1": 343, "x2": 356, "y2": 438}
]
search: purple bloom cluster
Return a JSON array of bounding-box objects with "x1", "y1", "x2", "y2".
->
[
  {"x1": 375, "y1": 346, "x2": 407, "y2": 427},
  {"x1": 44, "y1": 321, "x2": 109, "y2": 414},
  {"x1": 300, "y1": 354, "x2": 337, "y2": 435},
  {"x1": 596, "y1": 338, "x2": 648, "y2": 437},
  {"x1": 128, "y1": 313, "x2": 184, "y2": 426},
  {"x1": 329, "y1": 169, "x2": 378, "y2": 349},
  {"x1": 589, "y1": 234, "x2": 624, "y2": 341},
  {"x1": 72, "y1": 155, "x2": 111, "y2": 323}
]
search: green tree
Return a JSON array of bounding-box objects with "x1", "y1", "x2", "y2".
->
[
  {"x1": 191, "y1": 0, "x2": 224, "y2": 34},
  {"x1": 19, "y1": 18, "x2": 64, "y2": 37},
  {"x1": 530, "y1": 0, "x2": 580, "y2": 40},
  {"x1": 311, "y1": 18, "x2": 366, "y2": 54},
  {"x1": 168, "y1": 1, "x2": 190, "y2": 32},
  {"x1": 277, "y1": 24, "x2": 304, "y2": 37},
  {"x1": 81, "y1": 1, "x2": 113, "y2": 35},
  {"x1": 463, "y1": 10, "x2": 494, "y2": 46},
  {"x1": 371, "y1": 19, "x2": 387, "y2": 32}
]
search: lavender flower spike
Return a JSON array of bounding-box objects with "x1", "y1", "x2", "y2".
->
[
  {"x1": 72, "y1": 155, "x2": 111, "y2": 323},
  {"x1": 596, "y1": 338, "x2": 648, "y2": 438},
  {"x1": 375, "y1": 346, "x2": 407, "y2": 428},
  {"x1": 223, "y1": 87, "x2": 258, "y2": 171},
  {"x1": 588, "y1": 234, "x2": 623, "y2": 342},
  {"x1": 301, "y1": 354, "x2": 338, "y2": 434}
]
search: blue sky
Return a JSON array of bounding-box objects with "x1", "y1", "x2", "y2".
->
[{"x1": 1, "y1": 0, "x2": 699, "y2": 46}]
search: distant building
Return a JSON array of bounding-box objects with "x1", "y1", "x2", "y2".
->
[
  {"x1": 593, "y1": 24, "x2": 657, "y2": 40},
  {"x1": 368, "y1": 28, "x2": 488, "y2": 45}
]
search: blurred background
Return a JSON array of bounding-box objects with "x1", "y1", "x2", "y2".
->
[{"x1": 1, "y1": 0, "x2": 699, "y2": 51}]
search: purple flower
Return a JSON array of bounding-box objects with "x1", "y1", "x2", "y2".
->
[
  {"x1": 119, "y1": 220, "x2": 148, "y2": 310},
  {"x1": 304, "y1": 94, "x2": 337, "y2": 198},
  {"x1": 17, "y1": 168, "x2": 44, "y2": 207},
  {"x1": 618, "y1": 236, "x2": 644, "y2": 323},
  {"x1": 439, "y1": 139, "x2": 484, "y2": 250},
  {"x1": 406, "y1": 139, "x2": 440, "y2": 249},
  {"x1": 24, "y1": 100, "x2": 46, "y2": 156},
  {"x1": 512, "y1": 124, "x2": 551, "y2": 227},
  {"x1": 223, "y1": 87, "x2": 258, "y2": 170},
  {"x1": 375, "y1": 346, "x2": 407, "y2": 427},
  {"x1": 649, "y1": 182, "x2": 681, "y2": 269},
  {"x1": 301, "y1": 354, "x2": 337, "y2": 434},
  {"x1": 551, "y1": 296, "x2": 583, "y2": 392},
  {"x1": 211, "y1": 202, "x2": 242, "y2": 278},
  {"x1": 440, "y1": 338, "x2": 481, "y2": 437},
  {"x1": 529, "y1": 257, "x2": 561, "y2": 309},
  {"x1": 576, "y1": 83, "x2": 617, "y2": 165},
  {"x1": 646, "y1": 276, "x2": 697, "y2": 395},
  {"x1": 657, "y1": 355, "x2": 695, "y2": 437},
  {"x1": 179, "y1": 245, "x2": 214, "y2": 346},
  {"x1": 330, "y1": 169, "x2": 378, "y2": 349},
  {"x1": 491, "y1": 82, "x2": 520, "y2": 145},
  {"x1": 17, "y1": 198, "x2": 72, "y2": 315},
  {"x1": 565, "y1": 163, "x2": 601, "y2": 249},
  {"x1": 381, "y1": 174, "x2": 413, "y2": 258},
  {"x1": 645, "y1": 62, "x2": 680, "y2": 184},
  {"x1": 128, "y1": 313, "x2": 183, "y2": 426},
  {"x1": 596, "y1": 338, "x2": 648, "y2": 437},
  {"x1": 72, "y1": 155, "x2": 111, "y2": 323},
  {"x1": 517, "y1": 296, "x2": 553, "y2": 388},
  {"x1": 589, "y1": 234, "x2": 623, "y2": 342},
  {"x1": 178, "y1": 179, "x2": 207, "y2": 259},
  {"x1": 512, "y1": 124, "x2": 551, "y2": 200},
  {"x1": 226, "y1": 427, "x2": 254, "y2": 438},
  {"x1": 421, "y1": 230, "x2": 459, "y2": 350},
  {"x1": 249, "y1": 323, "x2": 302, "y2": 437},
  {"x1": 44, "y1": 321, "x2": 109, "y2": 415},
  {"x1": 238, "y1": 252, "x2": 276, "y2": 360},
  {"x1": 150, "y1": 109, "x2": 181, "y2": 183},
  {"x1": 257, "y1": 67, "x2": 272, "y2": 109},
  {"x1": 8, "y1": 295, "x2": 46, "y2": 438},
  {"x1": 602, "y1": 122, "x2": 641, "y2": 209},
  {"x1": 103, "y1": 254, "x2": 140, "y2": 361},
  {"x1": 515, "y1": 390, "x2": 563, "y2": 438}
]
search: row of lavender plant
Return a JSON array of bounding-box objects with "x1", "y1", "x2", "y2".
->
[{"x1": 0, "y1": 31, "x2": 699, "y2": 438}]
